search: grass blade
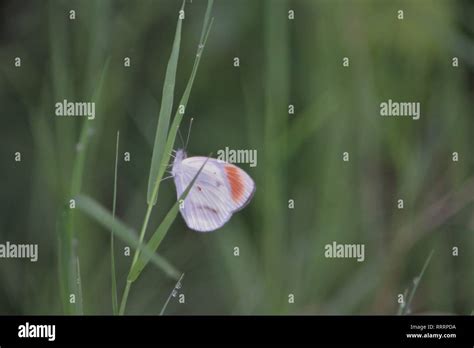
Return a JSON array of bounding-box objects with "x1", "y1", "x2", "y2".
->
[
  {"x1": 160, "y1": 273, "x2": 185, "y2": 315},
  {"x1": 399, "y1": 250, "x2": 434, "y2": 315},
  {"x1": 76, "y1": 195, "x2": 180, "y2": 280},
  {"x1": 147, "y1": 1, "x2": 185, "y2": 206},
  {"x1": 151, "y1": 3, "x2": 214, "y2": 205},
  {"x1": 56, "y1": 208, "x2": 73, "y2": 314},
  {"x1": 128, "y1": 157, "x2": 210, "y2": 282},
  {"x1": 59, "y1": 58, "x2": 110, "y2": 314},
  {"x1": 71, "y1": 58, "x2": 110, "y2": 197},
  {"x1": 76, "y1": 256, "x2": 84, "y2": 314},
  {"x1": 199, "y1": 0, "x2": 214, "y2": 44},
  {"x1": 397, "y1": 288, "x2": 409, "y2": 315},
  {"x1": 404, "y1": 250, "x2": 435, "y2": 315},
  {"x1": 111, "y1": 131, "x2": 120, "y2": 315}
]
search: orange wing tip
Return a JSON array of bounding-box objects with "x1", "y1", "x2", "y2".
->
[{"x1": 224, "y1": 165, "x2": 245, "y2": 203}]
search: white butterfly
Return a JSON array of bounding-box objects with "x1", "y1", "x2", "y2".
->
[{"x1": 171, "y1": 149, "x2": 256, "y2": 232}]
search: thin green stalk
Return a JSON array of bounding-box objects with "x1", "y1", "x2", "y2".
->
[
  {"x1": 404, "y1": 250, "x2": 434, "y2": 315},
  {"x1": 119, "y1": 4, "x2": 186, "y2": 314},
  {"x1": 111, "y1": 131, "x2": 120, "y2": 315},
  {"x1": 262, "y1": 0, "x2": 289, "y2": 312},
  {"x1": 71, "y1": 58, "x2": 110, "y2": 197},
  {"x1": 160, "y1": 273, "x2": 185, "y2": 315},
  {"x1": 398, "y1": 250, "x2": 434, "y2": 315},
  {"x1": 119, "y1": 202, "x2": 154, "y2": 315},
  {"x1": 76, "y1": 256, "x2": 84, "y2": 315},
  {"x1": 397, "y1": 288, "x2": 409, "y2": 315},
  {"x1": 120, "y1": 157, "x2": 209, "y2": 314},
  {"x1": 133, "y1": 204, "x2": 154, "y2": 267}
]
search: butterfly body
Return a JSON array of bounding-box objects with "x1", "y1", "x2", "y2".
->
[{"x1": 172, "y1": 149, "x2": 255, "y2": 232}]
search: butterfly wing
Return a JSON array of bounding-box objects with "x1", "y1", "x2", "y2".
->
[{"x1": 173, "y1": 157, "x2": 255, "y2": 232}]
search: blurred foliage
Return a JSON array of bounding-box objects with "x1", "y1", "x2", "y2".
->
[{"x1": 0, "y1": 0, "x2": 473, "y2": 314}]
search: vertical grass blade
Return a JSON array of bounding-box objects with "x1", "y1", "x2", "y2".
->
[
  {"x1": 199, "y1": 0, "x2": 214, "y2": 44},
  {"x1": 48, "y1": 0, "x2": 74, "y2": 196},
  {"x1": 261, "y1": 0, "x2": 289, "y2": 311},
  {"x1": 151, "y1": 2, "x2": 214, "y2": 206},
  {"x1": 128, "y1": 157, "x2": 210, "y2": 282},
  {"x1": 57, "y1": 58, "x2": 110, "y2": 314},
  {"x1": 56, "y1": 208, "x2": 72, "y2": 313},
  {"x1": 76, "y1": 256, "x2": 84, "y2": 314},
  {"x1": 111, "y1": 131, "x2": 120, "y2": 315},
  {"x1": 147, "y1": 1, "x2": 185, "y2": 206},
  {"x1": 71, "y1": 58, "x2": 110, "y2": 197}
]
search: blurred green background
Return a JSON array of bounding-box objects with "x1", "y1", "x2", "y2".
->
[{"x1": 0, "y1": 0, "x2": 473, "y2": 315}]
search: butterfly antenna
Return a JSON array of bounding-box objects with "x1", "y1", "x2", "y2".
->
[
  {"x1": 185, "y1": 117, "x2": 194, "y2": 150},
  {"x1": 177, "y1": 127, "x2": 185, "y2": 149}
]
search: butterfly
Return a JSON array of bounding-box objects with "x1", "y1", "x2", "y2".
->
[{"x1": 171, "y1": 149, "x2": 255, "y2": 232}]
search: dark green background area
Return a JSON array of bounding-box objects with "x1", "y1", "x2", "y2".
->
[{"x1": 0, "y1": 0, "x2": 473, "y2": 314}]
